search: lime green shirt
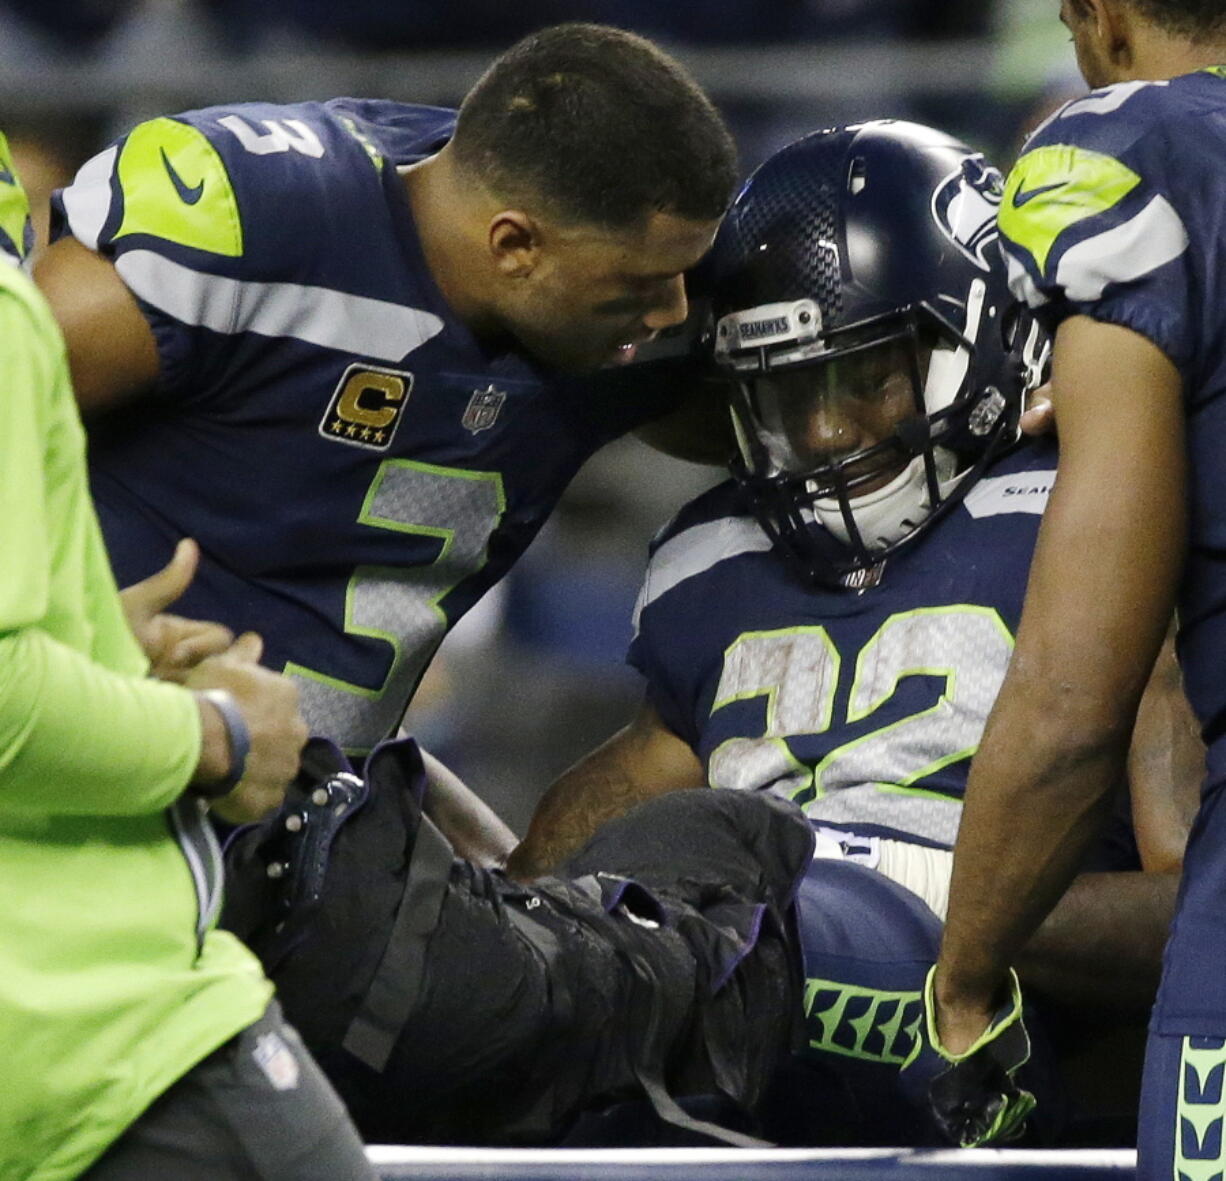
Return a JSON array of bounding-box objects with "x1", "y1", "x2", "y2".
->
[{"x1": 0, "y1": 262, "x2": 273, "y2": 1181}]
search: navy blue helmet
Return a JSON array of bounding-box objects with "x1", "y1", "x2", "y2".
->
[{"x1": 707, "y1": 119, "x2": 1046, "y2": 588}]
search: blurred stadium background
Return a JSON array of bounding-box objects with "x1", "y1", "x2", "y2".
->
[{"x1": 0, "y1": 0, "x2": 1084, "y2": 832}]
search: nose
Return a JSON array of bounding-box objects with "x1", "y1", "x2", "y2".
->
[
  {"x1": 800, "y1": 395, "x2": 879, "y2": 461},
  {"x1": 641, "y1": 275, "x2": 689, "y2": 332}
]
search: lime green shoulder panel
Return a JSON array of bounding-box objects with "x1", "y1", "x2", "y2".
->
[
  {"x1": 999, "y1": 144, "x2": 1140, "y2": 275},
  {"x1": 113, "y1": 118, "x2": 243, "y2": 257},
  {"x1": 0, "y1": 131, "x2": 32, "y2": 264}
]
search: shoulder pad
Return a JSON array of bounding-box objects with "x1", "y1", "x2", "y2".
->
[
  {"x1": 0, "y1": 131, "x2": 33, "y2": 266},
  {"x1": 112, "y1": 115, "x2": 244, "y2": 257}
]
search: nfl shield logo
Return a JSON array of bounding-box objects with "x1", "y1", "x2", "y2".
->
[
  {"x1": 462, "y1": 384, "x2": 506, "y2": 433},
  {"x1": 252, "y1": 1031, "x2": 300, "y2": 1092}
]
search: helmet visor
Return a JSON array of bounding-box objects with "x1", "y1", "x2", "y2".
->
[{"x1": 733, "y1": 332, "x2": 932, "y2": 496}]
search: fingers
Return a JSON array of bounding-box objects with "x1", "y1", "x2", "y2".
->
[
  {"x1": 126, "y1": 538, "x2": 201, "y2": 617},
  {"x1": 161, "y1": 619, "x2": 236, "y2": 681},
  {"x1": 225, "y1": 631, "x2": 264, "y2": 665},
  {"x1": 1019, "y1": 383, "x2": 1054, "y2": 438},
  {"x1": 209, "y1": 777, "x2": 296, "y2": 826}
]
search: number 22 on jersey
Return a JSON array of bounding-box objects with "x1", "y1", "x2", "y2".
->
[{"x1": 707, "y1": 606, "x2": 1014, "y2": 810}]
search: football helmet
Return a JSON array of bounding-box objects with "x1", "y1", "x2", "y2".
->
[{"x1": 708, "y1": 120, "x2": 1047, "y2": 588}]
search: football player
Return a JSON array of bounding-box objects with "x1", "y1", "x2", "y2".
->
[
  {"x1": 508, "y1": 119, "x2": 1197, "y2": 1145},
  {"x1": 35, "y1": 23, "x2": 735, "y2": 758},
  {"x1": 922, "y1": 4, "x2": 1226, "y2": 1170}
]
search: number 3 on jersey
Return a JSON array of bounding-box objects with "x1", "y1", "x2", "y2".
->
[
  {"x1": 285, "y1": 459, "x2": 505, "y2": 753},
  {"x1": 707, "y1": 607, "x2": 1014, "y2": 809}
]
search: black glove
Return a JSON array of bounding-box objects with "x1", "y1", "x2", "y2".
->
[{"x1": 899, "y1": 966, "x2": 1036, "y2": 1147}]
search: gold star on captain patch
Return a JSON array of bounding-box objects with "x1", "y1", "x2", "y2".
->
[
  {"x1": 346, "y1": 423, "x2": 358, "y2": 437},
  {"x1": 330, "y1": 419, "x2": 344, "y2": 433},
  {"x1": 374, "y1": 430, "x2": 386, "y2": 444},
  {"x1": 360, "y1": 426, "x2": 372, "y2": 441}
]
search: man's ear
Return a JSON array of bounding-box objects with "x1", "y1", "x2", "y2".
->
[
  {"x1": 1093, "y1": 0, "x2": 1135, "y2": 69},
  {"x1": 488, "y1": 211, "x2": 540, "y2": 279}
]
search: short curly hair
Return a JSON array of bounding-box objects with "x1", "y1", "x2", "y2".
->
[
  {"x1": 1123, "y1": 0, "x2": 1226, "y2": 39},
  {"x1": 452, "y1": 23, "x2": 738, "y2": 229}
]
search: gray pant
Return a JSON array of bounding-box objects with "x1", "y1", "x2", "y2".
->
[{"x1": 81, "y1": 1001, "x2": 377, "y2": 1181}]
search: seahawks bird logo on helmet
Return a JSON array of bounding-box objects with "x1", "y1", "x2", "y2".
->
[
  {"x1": 931, "y1": 155, "x2": 1005, "y2": 273},
  {"x1": 706, "y1": 119, "x2": 1046, "y2": 589}
]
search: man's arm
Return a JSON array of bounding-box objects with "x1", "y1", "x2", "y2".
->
[
  {"x1": 0, "y1": 270, "x2": 302, "y2": 824},
  {"x1": 1128, "y1": 628, "x2": 1203, "y2": 873},
  {"x1": 505, "y1": 697, "x2": 705, "y2": 879},
  {"x1": 1020, "y1": 870, "x2": 1175, "y2": 1013},
  {"x1": 1017, "y1": 631, "x2": 1199, "y2": 1011},
  {"x1": 935, "y1": 315, "x2": 1186, "y2": 1050},
  {"x1": 33, "y1": 236, "x2": 159, "y2": 414}
]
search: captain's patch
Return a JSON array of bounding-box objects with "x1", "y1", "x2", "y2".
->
[{"x1": 320, "y1": 363, "x2": 413, "y2": 450}]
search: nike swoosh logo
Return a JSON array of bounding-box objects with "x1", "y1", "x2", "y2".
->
[
  {"x1": 161, "y1": 148, "x2": 204, "y2": 205},
  {"x1": 1011, "y1": 180, "x2": 1065, "y2": 208}
]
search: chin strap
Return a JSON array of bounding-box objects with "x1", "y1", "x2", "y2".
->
[{"x1": 811, "y1": 448, "x2": 961, "y2": 552}]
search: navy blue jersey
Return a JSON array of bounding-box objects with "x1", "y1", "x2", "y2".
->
[
  {"x1": 53, "y1": 100, "x2": 678, "y2": 751},
  {"x1": 997, "y1": 70, "x2": 1226, "y2": 787},
  {"x1": 629, "y1": 439, "x2": 1057, "y2": 849}
]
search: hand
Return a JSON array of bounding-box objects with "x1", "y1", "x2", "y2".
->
[
  {"x1": 186, "y1": 632, "x2": 309, "y2": 825},
  {"x1": 899, "y1": 966, "x2": 1036, "y2": 1147},
  {"x1": 1019, "y1": 383, "x2": 1054, "y2": 438},
  {"x1": 503, "y1": 842, "x2": 546, "y2": 881},
  {"x1": 121, "y1": 539, "x2": 233, "y2": 682}
]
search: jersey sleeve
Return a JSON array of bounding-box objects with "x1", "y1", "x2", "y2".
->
[
  {"x1": 626, "y1": 535, "x2": 701, "y2": 748},
  {"x1": 997, "y1": 86, "x2": 1193, "y2": 373},
  {"x1": 50, "y1": 103, "x2": 365, "y2": 402},
  {"x1": 52, "y1": 112, "x2": 247, "y2": 399},
  {"x1": 0, "y1": 275, "x2": 201, "y2": 817},
  {"x1": 0, "y1": 131, "x2": 33, "y2": 266}
]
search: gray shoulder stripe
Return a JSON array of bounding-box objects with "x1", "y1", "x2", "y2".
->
[
  {"x1": 639, "y1": 516, "x2": 771, "y2": 616},
  {"x1": 115, "y1": 249, "x2": 444, "y2": 361},
  {"x1": 1004, "y1": 250, "x2": 1050, "y2": 309},
  {"x1": 1055, "y1": 194, "x2": 1188, "y2": 302},
  {"x1": 61, "y1": 146, "x2": 119, "y2": 253},
  {"x1": 963, "y1": 469, "x2": 1056, "y2": 518},
  {"x1": 1057, "y1": 79, "x2": 1167, "y2": 120}
]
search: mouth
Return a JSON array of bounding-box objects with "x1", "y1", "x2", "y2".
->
[
  {"x1": 800, "y1": 450, "x2": 912, "y2": 500},
  {"x1": 608, "y1": 328, "x2": 661, "y2": 366}
]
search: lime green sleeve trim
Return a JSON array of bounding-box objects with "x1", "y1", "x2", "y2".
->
[
  {"x1": 999, "y1": 144, "x2": 1141, "y2": 274},
  {"x1": 114, "y1": 117, "x2": 243, "y2": 257},
  {"x1": 0, "y1": 131, "x2": 31, "y2": 264},
  {"x1": 0, "y1": 629, "x2": 201, "y2": 816}
]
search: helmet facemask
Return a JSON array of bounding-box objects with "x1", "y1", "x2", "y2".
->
[{"x1": 725, "y1": 292, "x2": 1017, "y2": 589}]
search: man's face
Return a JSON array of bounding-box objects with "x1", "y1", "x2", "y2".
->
[
  {"x1": 499, "y1": 210, "x2": 720, "y2": 375},
  {"x1": 746, "y1": 336, "x2": 929, "y2": 497},
  {"x1": 1060, "y1": 0, "x2": 1118, "y2": 89}
]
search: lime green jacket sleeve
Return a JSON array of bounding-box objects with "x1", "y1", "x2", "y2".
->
[{"x1": 0, "y1": 265, "x2": 202, "y2": 817}]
